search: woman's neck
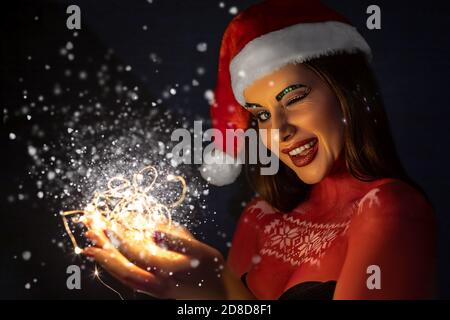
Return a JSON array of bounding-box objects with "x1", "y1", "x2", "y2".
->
[{"x1": 307, "y1": 154, "x2": 365, "y2": 216}]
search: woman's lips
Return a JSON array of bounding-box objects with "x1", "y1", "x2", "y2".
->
[{"x1": 282, "y1": 137, "x2": 319, "y2": 168}]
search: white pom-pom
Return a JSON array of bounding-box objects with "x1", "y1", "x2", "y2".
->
[{"x1": 199, "y1": 148, "x2": 242, "y2": 186}]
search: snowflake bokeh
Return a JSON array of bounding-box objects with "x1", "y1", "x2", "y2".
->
[{"x1": 5, "y1": 34, "x2": 214, "y2": 261}]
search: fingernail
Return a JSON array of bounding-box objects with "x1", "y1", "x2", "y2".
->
[{"x1": 153, "y1": 231, "x2": 164, "y2": 243}]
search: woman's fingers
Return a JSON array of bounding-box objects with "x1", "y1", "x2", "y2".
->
[
  {"x1": 85, "y1": 229, "x2": 108, "y2": 248},
  {"x1": 82, "y1": 215, "x2": 107, "y2": 230},
  {"x1": 84, "y1": 217, "x2": 117, "y2": 249},
  {"x1": 98, "y1": 223, "x2": 154, "y2": 265},
  {"x1": 104, "y1": 228, "x2": 152, "y2": 266},
  {"x1": 161, "y1": 222, "x2": 194, "y2": 239},
  {"x1": 154, "y1": 231, "x2": 224, "y2": 266},
  {"x1": 106, "y1": 228, "x2": 189, "y2": 272},
  {"x1": 83, "y1": 246, "x2": 134, "y2": 278},
  {"x1": 82, "y1": 247, "x2": 167, "y2": 297},
  {"x1": 154, "y1": 230, "x2": 200, "y2": 255},
  {"x1": 85, "y1": 217, "x2": 202, "y2": 274}
]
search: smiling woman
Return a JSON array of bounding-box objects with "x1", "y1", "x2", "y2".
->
[
  {"x1": 243, "y1": 52, "x2": 419, "y2": 213},
  {"x1": 212, "y1": 0, "x2": 437, "y2": 299},
  {"x1": 227, "y1": 51, "x2": 437, "y2": 299},
  {"x1": 82, "y1": 0, "x2": 437, "y2": 300},
  {"x1": 243, "y1": 62, "x2": 344, "y2": 185}
]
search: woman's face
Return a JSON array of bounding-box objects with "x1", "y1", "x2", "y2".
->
[{"x1": 243, "y1": 63, "x2": 344, "y2": 184}]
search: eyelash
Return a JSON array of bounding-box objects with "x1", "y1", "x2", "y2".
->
[
  {"x1": 255, "y1": 90, "x2": 309, "y2": 123},
  {"x1": 285, "y1": 91, "x2": 309, "y2": 107},
  {"x1": 256, "y1": 110, "x2": 271, "y2": 122}
]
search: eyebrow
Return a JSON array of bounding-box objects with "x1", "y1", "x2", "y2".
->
[
  {"x1": 244, "y1": 83, "x2": 307, "y2": 108},
  {"x1": 275, "y1": 83, "x2": 307, "y2": 101},
  {"x1": 244, "y1": 102, "x2": 264, "y2": 109}
]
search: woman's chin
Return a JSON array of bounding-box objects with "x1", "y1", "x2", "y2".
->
[
  {"x1": 296, "y1": 169, "x2": 325, "y2": 185},
  {"x1": 292, "y1": 158, "x2": 331, "y2": 185}
]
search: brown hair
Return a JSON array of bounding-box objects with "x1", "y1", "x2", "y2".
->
[{"x1": 244, "y1": 52, "x2": 421, "y2": 212}]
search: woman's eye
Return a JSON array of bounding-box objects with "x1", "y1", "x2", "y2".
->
[
  {"x1": 285, "y1": 89, "x2": 310, "y2": 107},
  {"x1": 256, "y1": 110, "x2": 271, "y2": 122},
  {"x1": 286, "y1": 95, "x2": 303, "y2": 106}
]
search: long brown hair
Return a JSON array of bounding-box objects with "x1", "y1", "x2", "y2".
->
[{"x1": 244, "y1": 52, "x2": 421, "y2": 212}]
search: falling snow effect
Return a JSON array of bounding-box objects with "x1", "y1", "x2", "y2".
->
[
  {"x1": 22, "y1": 251, "x2": 32, "y2": 261},
  {"x1": 2, "y1": 26, "x2": 234, "y2": 296},
  {"x1": 62, "y1": 165, "x2": 188, "y2": 254},
  {"x1": 229, "y1": 6, "x2": 239, "y2": 15},
  {"x1": 0, "y1": 2, "x2": 265, "y2": 298},
  {"x1": 196, "y1": 42, "x2": 208, "y2": 53}
]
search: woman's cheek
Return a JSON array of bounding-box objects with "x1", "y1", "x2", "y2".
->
[
  {"x1": 259, "y1": 127, "x2": 280, "y2": 156},
  {"x1": 309, "y1": 104, "x2": 344, "y2": 160}
]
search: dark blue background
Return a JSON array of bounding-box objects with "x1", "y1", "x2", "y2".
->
[{"x1": 1, "y1": 0, "x2": 449, "y2": 299}]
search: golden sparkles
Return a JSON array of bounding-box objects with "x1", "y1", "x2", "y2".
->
[{"x1": 61, "y1": 165, "x2": 187, "y2": 252}]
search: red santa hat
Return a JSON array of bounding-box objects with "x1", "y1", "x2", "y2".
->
[{"x1": 200, "y1": 0, "x2": 371, "y2": 186}]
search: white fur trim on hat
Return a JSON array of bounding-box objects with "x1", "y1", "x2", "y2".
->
[
  {"x1": 230, "y1": 21, "x2": 372, "y2": 105},
  {"x1": 199, "y1": 148, "x2": 242, "y2": 186}
]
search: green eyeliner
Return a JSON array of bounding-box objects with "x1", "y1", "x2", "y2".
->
[
  {"x1": 276, "y1": 84, "x2": 306, "y2": 101},
  {"x1": 244, "y1": 103, "x2": 263, "y2": 109}
]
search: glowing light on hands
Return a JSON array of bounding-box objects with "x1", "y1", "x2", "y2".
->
[{"x1": 61, "y1": 165, "x2": 187, "y2": 253}]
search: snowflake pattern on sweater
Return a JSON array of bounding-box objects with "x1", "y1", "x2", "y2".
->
[
  {"x1": 244, "y1": 199, "x2": 353, "y2": 267},
  {"x1": 260, "y1": 214, "x2": 351, "y2": 267}
]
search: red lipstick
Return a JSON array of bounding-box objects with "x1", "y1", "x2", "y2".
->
[{"x1": 281, "y1": 137, "x2": 319, "y2": 168}]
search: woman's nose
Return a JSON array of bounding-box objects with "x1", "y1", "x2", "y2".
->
[
  {"x1": 281, "y1": 123, "x2": 296, "y2": 142},
  {"x1": 272, "y1": 112, "x2": 296, "y2": 142}
]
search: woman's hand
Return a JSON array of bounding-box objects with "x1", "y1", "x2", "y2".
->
[{"x1": 81, "y1": 218, "x2": 227, "y2": 300}]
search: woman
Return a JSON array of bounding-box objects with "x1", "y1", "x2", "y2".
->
[{"x1": 83, "y1": 0, "x2": 437, "y2": 299}]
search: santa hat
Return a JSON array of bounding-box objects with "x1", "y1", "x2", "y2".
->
[{"x1": 200, "y1": 0, "x2": 371, "y2": 186}]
